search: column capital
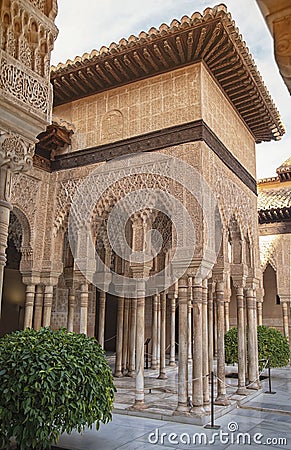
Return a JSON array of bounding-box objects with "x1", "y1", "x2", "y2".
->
[{"x1": 0, "y1": 130, "x2": 34, "y2": 173}]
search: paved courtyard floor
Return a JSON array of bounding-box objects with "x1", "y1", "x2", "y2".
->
[{"x1": 57, "y1": 364, "x2": 291, "y2": 449}]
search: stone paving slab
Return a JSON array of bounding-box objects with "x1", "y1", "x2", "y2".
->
[{"x1": 56, "y1": 365, "x2": 291, "y2": 450}]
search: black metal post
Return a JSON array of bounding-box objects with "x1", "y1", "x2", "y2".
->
[
  {"x1": 204, "y1": 371, "x2": 220, "y2": 429},
  {"x1": 144, "y1": 338, "x2": 151, "y2": 369},
  {"x1": 264, "y1": 356, "x2": 276, "y2": 394}
]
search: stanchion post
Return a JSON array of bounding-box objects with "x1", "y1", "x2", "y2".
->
[
  {"x1": 144, "y1": 338, "x2": 151, "y2": 370},
  {"x1": 204, "y1": 371, "x2": 220, "y2": 429},
  {"x1": 264, "y1": 356, "x2": 276, "y2": 394}
]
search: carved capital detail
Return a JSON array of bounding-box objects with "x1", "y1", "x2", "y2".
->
[{"x1": 0, "y1": 130, "x2": 34, "y2": 173}]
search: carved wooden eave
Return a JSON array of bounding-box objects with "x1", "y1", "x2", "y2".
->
[
  {"x1": 256, "y1": 0, "x2": 291, "y2": 94},
  {"x1": 50, "y1": 4, "x2": 285, "y2": 144},
  {"x1": 34, "y1": 118, "x2": 74, "y2": 170},
  {"x1": 258, "y1": 163, "x2": 291, "y2": 231},
  {"x1": 276, "y1": 156, "x2": 291, "y2": 181}
]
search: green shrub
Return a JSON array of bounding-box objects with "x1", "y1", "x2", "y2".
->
[
  {"x1": 0, "y1": 327, "x2": 116, "y2": 450},
  {"x1": 225, "y1": 325, "x2": 290, "y2": 368}
]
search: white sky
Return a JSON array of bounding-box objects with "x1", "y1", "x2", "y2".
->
[{"x1": 51, "y1": 0, "x2": 291, "y2": 180}]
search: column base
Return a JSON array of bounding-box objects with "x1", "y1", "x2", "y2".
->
[
  {"x1": 129, "y1": 400, "x2": 146, "y2": 410},
  {"x1": 236, "y1": 387, "x2": 249, "y2": 396},
  {"x1": 190, "y1": 405, "x2": 205, "y2": 416},
  {"x1": 128, "y1": 370, "x2": 136, "y2": 378},
  {"x1": 247, "y1": 381, "x2": 260, "y2": 390},
  {"x1": 114, "y1": 371, "x2": 123, "y2": 378},
  {"x1": 151, "y1": 363, "x2": 158, "y2": 369},
  {"x1": 158, "y1": 372, "x2": 168, "y2": 380},
  {"x1": 174, "y1": 403, "x2": 190, "y2": 415},
  {"x1": 214, "y1": 395, "x2": 230, "y2": 406},
  {"x1": 168, "y1": 361, "x2": 176, "y2": 367}
]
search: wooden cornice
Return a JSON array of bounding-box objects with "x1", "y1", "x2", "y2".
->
[
  {"x1": 47, "y1": 118, "x2": 257, "y2": 194},
  {"x1": 50, "y1": 4, "x2": 284, "y2": 143},
  {"x1": 258, "y1": 206, "x2": 291, "y2": 224}
]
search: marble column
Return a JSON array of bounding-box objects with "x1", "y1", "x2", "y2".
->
[
  {"x1": 175, "y1": 277, "x2": 189, "y2": 413},
  {"x1": 157, "y1": 294, "x2": 161, "y2": 362},
  {"x1": 224, "y1": 302, "x2": 230, "y2": 333},
  {"x1": 133, "y1": 281, "x2": 146, "y2": 409},
  {"x1": 42, "y1": 285, "x2": 54, "y2": 327},
  {"x1": 122, "y1": 297, "x2": 130, "y2": 374},
  {"x1": 236, "y1": 286, "x2": 248, "y2": 395},
  {"x1": 67, "y1": 287, "x2": 75, "y2": 332},
  {"x1": 98, "y1": 290, "x2": 106, "y2": 348},
  {"x1": 23, "y1": 284, "x2": 35, "y2": 329},
  {"x1": 128, "y1": 298, "x2": 137, "y2": 377},
  {"x1": 202, "y1": 279, "x2": 209, "y2": 406},
  {"x1": 213, "y1": 291, "x2": 218, "y2": 357},
  {"x1": 158, "y1": 291, "x2": 167, "y2": 379},
  {"x1": 0, "y1": 167, "x2": 12, "y2": 315},
  {"x1": 192, "y1": 281, "x2": 204, "y2": 414},
  {"x1": 33, "y1": 284, "x2": 43, "y2": 330},
  {"x1": 188, "y1": 277, "x2": 193, "y2": 361},
  {"x1": 80, "y1": 282, "x2": 89, "y2": 335},
  {"x1": 257, "y1": 301, "x2": 263, "y2": 326},
  {"x1": 246, "y1": 288, "x2": 260, "y2": 389},
  {"x1": 215, "y1": 281, "x2": 230, "y2": 405},
  {"x1": 207, "y1": 280, "x2": 214, "y2": 373},
  {"x1": 151, "y1": 294, "x2": 159, "y2": 369},
  {"x1": 282, "y1": 302, "x2": 290, "y2": 340},
  {"x1": 169, "y1": 293, "x2": 176, "y2": 367},
  {"x1": 115, "y1": 296, "x2": 124, "y2": 377}
]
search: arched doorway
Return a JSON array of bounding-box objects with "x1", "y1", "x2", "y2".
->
[{"x1": 0, "y1": 211, "x2": 26, "y2": 336}]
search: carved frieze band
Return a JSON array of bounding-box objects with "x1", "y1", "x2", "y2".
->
[
  {"x1": 0, "y1": 51, "x2": 52, "y2": 121},
  {"x1": 51, "y1": 119, "x2": 257, "y2": 194}
]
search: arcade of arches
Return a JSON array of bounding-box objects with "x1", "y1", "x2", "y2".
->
[{"x1": 0, "y1": 3, "x2": 290, "y2": 416}]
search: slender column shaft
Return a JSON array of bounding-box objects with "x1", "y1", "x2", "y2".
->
[
  {"x1": 236, "y1": 286, "x2": 248, "y2": 395},
  {"x1": 98, "y1": 290, "x2": 106, "y2": 348},
  {"x1": 224, "y1": 302, "x2": 230, "y2": 332},
  {"x1": 67, "y1": 287, "x2": 75, "y2": 332},
  {"x1": 151, "y1": 294, "x2": 158, "y2": 369},
  {"x1": 202, "y1": 279, "x2": 209, "y2": 405},
  {"x1": 215, "y1": 282, "x2": 230, "y2": 405},
  {"x1": 282, "y1": 302, "x2": 289, "y2": 340},
  {"x1": 23, "y1": 284, "x2": 35, "y2": 329},
  {"x1": 128, "y1": 298, "x2": 137, "y2": 377},
  {"x1": 192, "y1": 282, "x2": 204, "y2": 412},
  {"x1": 0, "y1": 167, "x2": 12, "y2": 316},
  {"x1": 213, "y1": 292, "x2": 218, "y2": 356},
  {"x1": 257, "y1": 302, "x2": 263, "y2": 326},
  {"x1": 246, "y1": 288, "x2": 259, "y2": 389},
  {"x1": 158, "y1": 291, "x2": 167, "y2": 379},
  {"x1": 169, "y1": 294, "x2": 176, "y2": 367},
  {"x1": 122, "y1": 298, "x2": 130, "y2": 373},
  {"x1": 188, "y1": 278, "x2": 193, "y2": 361},
  {"x1": 80, "y1": 283, "x2": 88, "y2": 335},
  {"x1": 176, "y1": 277, "x2": 188, "y2": 412},
  {"x1": 33, "y1": 284, "x2": 43, "y2": 330},
  {"x1": 115, "y1": 296, "x2": 124, "y2": 377},
  {"x1": 42, "y1": 285, "x2": 54, "y2": 327},
  {"x1": 133, "y1": 283, "x2": 145, "y2": 408},
  {"x1": 207, "y1": 281, "x2": 214, "y2": 373},
  {"x1": 157, "y1": 295, "x2": 161, "y2": 361}
]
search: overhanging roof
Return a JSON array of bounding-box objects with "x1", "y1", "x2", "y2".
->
[{"x1": 50, "y1": 4, "x2": 285, "y2": 143}]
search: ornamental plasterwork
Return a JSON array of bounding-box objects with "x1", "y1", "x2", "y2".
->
[
  {"x1": 11, "y1": 172, "x2": 40, "y2": 223},
  {"x1": 0, "y1": 52, "x2": 52, "y2": 121},
  {"x1": 212, "y1": 163, "x2": 254, "y2": 236},
  {"x1": 0, "y1": 130, "x2": 34, "y2": 172}
]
